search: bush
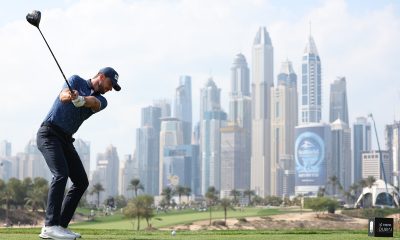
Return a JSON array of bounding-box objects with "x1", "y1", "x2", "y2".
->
[
  {"x1": 342, "y1": 208, "x2": 400, "y2": 219},
  {"x1": 304, "y1": 197, "x2": 339, "y2": 216}
]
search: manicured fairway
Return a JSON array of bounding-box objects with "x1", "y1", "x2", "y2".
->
[
  {"x1": 0, "y1": 229, "x2": 396, "y2": 240},
  {"x1": 71, "y1": 208, "x2": 293, "y2": 230}
]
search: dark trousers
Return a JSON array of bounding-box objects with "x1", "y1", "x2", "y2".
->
[{"x1": 37, "y1": 123, "x2": 89, "y2": 227}]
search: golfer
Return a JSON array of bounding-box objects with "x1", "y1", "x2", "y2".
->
[{"x1": 37, "y1": 67, "x2": 121, "y2": 239}]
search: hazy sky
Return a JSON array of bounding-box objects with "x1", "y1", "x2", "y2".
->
[{"x1": 1, "y1": 0, "x2": 399, "y2": 171}]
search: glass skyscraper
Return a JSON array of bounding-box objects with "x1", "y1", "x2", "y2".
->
[
  {"x1": 229, "y1": 53, "x2": 251, "y2": 191},
  {"x1": 136, "y1": 106, "x2": 162, "y2": 196},
  {"x1": 200, "y1": 78, "x2": 227, "y2": 195},
  {"x1": 251, "y1": 26, "x2": 274, "y2": 197},
  {"x1": 353, "y1": 117, "x2": 371, "y2": 184},
  {"x1": 329, "y1": 77, "x2": 349, "y2": 124},
  {"x1": 271, "y1": 59, "x2": 298, "y2": 196},
  {"x1": 174, "y1": 76, "x2": 192, "y2": 145},
  {"x1": 301, "y1": 35, "x2": 322, "y2": 124}
]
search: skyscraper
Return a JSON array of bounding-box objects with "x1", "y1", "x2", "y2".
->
[
  {"x1": 119, "y1": 154, "x2": 138, "y2": 198},
  {"x1": 92, "y1": 145, "x2": 120, "y2": 203},
  {"x1": 385, "y1": 121, "x2": 400, "y2": 187},
  {"x1": 0, "y1": 140, "x2": 11, "y2": 158},
  {"x1": 220, "y1": 123, "x2": 247, "y2": 197},
  {"x1": 141, "y1": 106, "x2": 162, "y2": 133},
  {"x1": 136, "y1": 105, "x2": 162, "y2": 196},
  {"x1": 154, "y1": 99, "x2": 171, "y2": 118},
  {"x1": 229, "y1": 53, "x2": 251, "y2": 190},
  {"x1": 73, "y1": 138, "x2": 91, "y2": 175},
  {"x1": 295, "y1": 123, "x2": 331, "y2": 196},
  {"x1": 271, "y1": 59, "x2": 298, "y2": 196},
  {"x1": 162, "y1": 145, "x2": 199, "y2": 195},
  {"x1": 362, "y1": 150, "x2": 391, "y2": 181},
  {"x1": 174, "y1": 76, "x2": 192, "y2": 145},
  {"x1": 251, "y1": 26, "x2": 274, "y2": 197},
  {"x1": 329, "y1": 77, "x2": 349, "y2": 124},
  {"x1": 159, "y1": 117, "x2": 183, "y2": 193},
  {"x1": 200, "y1": 78, "x2": 227, "y2": 194},
  {"x1": 301, "y1": 34, "x2": 322, "y2": 124},
  {"x1": 137, "y1": 126, "x2": 159, "y2": 196},
  {"x1": 330, "y1": 119, "x2": 351, "y2": 194},
  {"x1": 353, "y1": 117, "x2": 372, "y2": 184},
  {"x1": 19, "y1": 138, "x2": 51, "y2": 182}
]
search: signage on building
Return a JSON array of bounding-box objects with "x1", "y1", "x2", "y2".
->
[{"x1": 294, "y1": 124, "x2": 330, "y2": 195}]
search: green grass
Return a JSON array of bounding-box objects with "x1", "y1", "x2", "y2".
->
[
  {"x1": 71, "y1": 207, "x2": 295, "y2": 230},
  {"x1": 0, "y1": 228, "x2": 397, "y2": 240}
]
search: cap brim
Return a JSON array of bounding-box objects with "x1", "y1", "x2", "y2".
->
[{"x1": 113, "y1": 83, "x2": 121, "y2": 91}]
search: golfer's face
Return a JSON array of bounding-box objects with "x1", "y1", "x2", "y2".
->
[{"x1": 98, "y1": 75, "x2": 113, "y2": 94}]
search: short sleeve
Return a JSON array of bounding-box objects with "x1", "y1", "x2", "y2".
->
[
  {"x1": 95, "y1": 95, "x2": 108, "y2": 112},
  {"x1": 64, "y1": 75, "x2": 80, "y2": 90}
]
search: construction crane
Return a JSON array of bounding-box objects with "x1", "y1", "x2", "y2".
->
[{"x1": 368, "y1": 113, "x2": 392, "y2": 206}]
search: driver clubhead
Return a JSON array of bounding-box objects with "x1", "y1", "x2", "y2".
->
[{"x1": 26, "y1": 10, "x2": 41, "y2": 28}]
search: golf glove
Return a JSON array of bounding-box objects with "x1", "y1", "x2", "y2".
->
[{"x1": 72, "y1": 96, "x2": 85, "y2": 107}]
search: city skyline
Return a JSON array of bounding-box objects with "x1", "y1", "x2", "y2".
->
[{"x1": 0, "y1": 0, "x2": 399, "y2": 168}]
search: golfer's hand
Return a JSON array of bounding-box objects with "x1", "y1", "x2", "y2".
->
[
  {"x1": 72, "y1": 95, "x2": 86, "y2": 107},
  {"x1": 70, "y1": 90, "x2": 79, "y2": 100}
]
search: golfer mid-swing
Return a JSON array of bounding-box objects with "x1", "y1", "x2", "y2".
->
[{"x1": 37, "y1": 67, "x2": 121, "y2": 239}]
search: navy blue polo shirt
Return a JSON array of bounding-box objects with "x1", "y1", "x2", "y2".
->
[{"x1": 43, "y1": 75, "x2": 108, "y2": 135}]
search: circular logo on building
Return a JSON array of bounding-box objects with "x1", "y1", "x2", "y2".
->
[
  {"x1": 168, "y1": 175, "x2": 180, "y2": 187},
  {"x1": 295, "y1": 132, "x2": 324, "y2": 171}
]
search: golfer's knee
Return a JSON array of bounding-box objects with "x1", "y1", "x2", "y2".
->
[
  {"x1": 81, "y1": 177, "x2": 89, "y2": 190},
  {"x1": 53, "y1": 174, "x2": 68, "y2": 185},
  {"x1": 75, "y1": 176, "x2": 89, "y2": 191}
]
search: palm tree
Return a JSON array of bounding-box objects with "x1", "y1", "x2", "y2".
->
[
  {"x1": 243, "y1": 189, "x2": 255, "y2": 206},
  {"x1": 343, "y1": 191, "x2": 353, "y2": 204},
  {"x1": 183, "y1": 187, "x2": 191, "y2": 203},
  {"x1": 317, "y1": 186, "x2": 326, "y2": 197},
  {"x1": 328, "y1": 175, "x2": 342, "y2": 196},
  {"x1": 220, "y1": 198, "x2": 235, "y2": 225},
  {"x1": 25, "y1": 188, "x2": 46, "y2": 212},
  {"x1": 0, "y1": 179, "x2": 11, "y2": 222},
  {"x1": 175, "y1": 185, "x2": 186, "y2": 206},
  {"x1": 161, "y1": 187, "x2": 173, "y2": 207},
  {"x1": 366, "y1": 176, "x2": 376, "y2": 189},
  {"x1": 348, "y1": 183, "x2": 359, "y2": 204},
  {"x1": 205, "y1": 186, "x2": 218, "y2": 225},
  {"x1": 230, "y1": 189, "x2": 241, "y2": 205},
  {"x1": 127, "y1": 178, "x2": 144, "y2": 198},
  {"x1": 90, "y1": 183, "x2": 105, "y2": 208}
]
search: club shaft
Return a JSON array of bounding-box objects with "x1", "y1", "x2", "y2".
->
[{"x1": 37, "y1": 27, "x2": 73, "y2": 93}]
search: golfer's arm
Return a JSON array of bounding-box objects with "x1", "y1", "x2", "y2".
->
[
  {"x1": 83, "y1": 96, "x2": 101, "y2": 112},
  {"x1": 59, "y1": 89, "x2": 74, "y2": 102},
  {"x1": 59, "y1": 89, "x2": 101, "y2": 112}
]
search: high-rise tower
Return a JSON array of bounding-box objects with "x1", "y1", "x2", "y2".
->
[
  {"x1": 200, "y1": 78, "x2": 227, "y2": 195},
  {"x1": 136, "y1": 106, "x2": 162, "y2": 195},
  {"x1": 353, "y1": 117, "x2": 372, "y2": 184},
  {"x1": 271, "y1": 59, "x2": 298, "y2": 196},
  {"x1": 329, "y1": 77, "x2": 349, "y2": 124},
  {"x1": 301, "y1": 35, "x2": 322, "y2": 124},
  {"x1": 174, "y1": 76, "x2": 192, "y2": 145},
  {"x1": 229, "y1": 53, "x2": 251, "y2": 190},
  {"x1": 251, "y1": 26, "x2": 274, "y2": 197}
]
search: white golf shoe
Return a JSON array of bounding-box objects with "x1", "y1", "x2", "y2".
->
[
  {"x1": 60, "y1": 227, "x2": 81, "y2": 238},
  {"x1": 39, "y1": 225, "x2": 76, "y2": 240}
]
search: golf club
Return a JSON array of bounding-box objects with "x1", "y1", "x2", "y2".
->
[{"x1": 26, "y1": 10, "x2": 73, "y2": 93}]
